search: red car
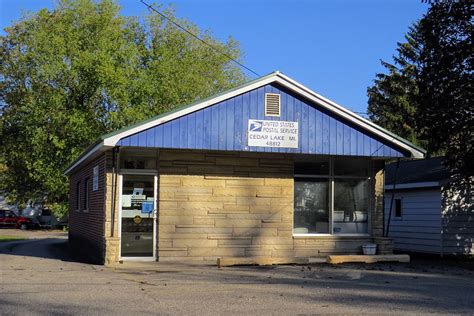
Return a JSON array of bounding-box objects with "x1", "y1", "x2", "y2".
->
[{"x1": 0, "y1": 210, "x2": 34, "y2": 230}]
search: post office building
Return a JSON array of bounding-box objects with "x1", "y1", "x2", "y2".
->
[{"x1": 64, "y1": 72, "x2": 425, "y2": 264}]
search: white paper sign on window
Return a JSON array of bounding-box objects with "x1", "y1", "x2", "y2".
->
[
  {"x1": 92, "y1": 166, "x2": 99, "y2": 191},
  {"x1": 248, "y1": 119, "x2": 298, "y2": 148}
]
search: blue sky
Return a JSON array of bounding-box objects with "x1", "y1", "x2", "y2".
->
[{"x1": 0, "y1": 0, "x2": 428, "y2": 114}]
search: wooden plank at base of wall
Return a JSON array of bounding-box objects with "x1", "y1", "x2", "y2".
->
[
  {"x1": 327, "y1": 254, "x2": 410, "y2": 264},
  {"x1": 217, "y1": 257, "x2": 310, "y2": 267}
]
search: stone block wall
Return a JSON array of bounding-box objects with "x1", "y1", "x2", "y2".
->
[
  {"x1": 97, "y1": 148, "x2": 388, "y2": 264},
  {"x1": 371, "y1": 160, "x2": 385, "y2": 238},
  {"x1": 103, "y1": 149, "x2": 122, "y2": 265},
  {"x1": 158, "y1": 150, "x2": 294, "y2": 262},
  {"x1": 157, "y1": 150, "x2": 380, "y2": 262},
  {"x1": 373, "y1": 236, "x2": 394, "y2": 255}
]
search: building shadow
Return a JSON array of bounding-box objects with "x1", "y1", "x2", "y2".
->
[{"x1": 0, "y1": 238, "x2": 97, "y2": 264}]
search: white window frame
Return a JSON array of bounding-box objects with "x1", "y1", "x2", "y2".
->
[
  {"x1": 92, "y1": 165, "x2": 99, "y2": 191},
  {"x1": 293, "y1": 157, "x2": 372, "y2": 237},
  {"x1": 118, "y1": 170, "x2": 158, "y2": 261}
]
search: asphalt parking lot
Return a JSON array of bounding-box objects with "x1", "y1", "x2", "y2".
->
[{"x1": 1, "y1": 229, "x2": 473, "y2": 315}]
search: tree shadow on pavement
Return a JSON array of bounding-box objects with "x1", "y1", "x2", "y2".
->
[{"x1": 171, "y1": 262, "x2": 474, "y2": 314}]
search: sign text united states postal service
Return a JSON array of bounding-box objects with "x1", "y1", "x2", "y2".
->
[{"x1": 247, "y1": 119, "x2": 298, "y2": 148}]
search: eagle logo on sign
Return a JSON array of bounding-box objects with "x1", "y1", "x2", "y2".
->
[{"x1": 249, "y1": 120, "x2": 263, "y2": 132}]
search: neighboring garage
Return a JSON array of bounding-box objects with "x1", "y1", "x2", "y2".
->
[{"x1": 64, "y1": 71, "x2": 425, "y2": 265}]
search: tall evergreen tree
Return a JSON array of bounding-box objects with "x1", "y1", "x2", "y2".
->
[
  {"x1": 367, "y1": 24, "x2": 423, "y2": 146},
  {"x1": 367, "y1": 1, "x2": 472, "y2": 176},
  {"x1": 416, "y1": 2, "x2": 473, "y2": 176}
]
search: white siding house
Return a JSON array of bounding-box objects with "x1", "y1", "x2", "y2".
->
[
  {"x1": 0, "y1": 195, "x2": 18, "y2": 212},
  {"x1": 384, "y1": 158, "x2": 473, "y2": 256}
]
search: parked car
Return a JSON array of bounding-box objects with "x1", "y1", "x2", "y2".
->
[
  {"x1": 21, "y1": 207, "x2": 57, "y2": 229},
  {"x1": 0, "y1": 209, "x2": 34, "y2": 230},
  {"x1": 20, "y1": 206, "x2": 68, "y2": 229}
]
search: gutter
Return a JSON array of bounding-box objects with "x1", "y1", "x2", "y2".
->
[
  {"x1": 63, "y1": 140, "x2": 112, "y2": 176},
  {"x1": 384, "y1": 181, "x2": 441, "y2": 190}
]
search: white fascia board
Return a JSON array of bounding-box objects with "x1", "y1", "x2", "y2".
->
[
  {"x1": 275, "y1": 73, "x2": 425, "y2": 158},
  {"x1": 384, "y1": 181, "x2": 440, "y2": 190},
  {"x1": 65, "y1": 75, "x2": 277, "y2": 175},
  {"x1": 63, "y1": 141, "x2": 111, "y2": 175}
]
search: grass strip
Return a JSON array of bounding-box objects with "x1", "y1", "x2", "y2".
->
[{"x1": 0, "y1": 236, "x2": 27, "y2": 242}]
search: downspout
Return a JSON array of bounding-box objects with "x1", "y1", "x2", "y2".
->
[
  {"x1": 110, "y1": 147, "x2": 120, "y2": 237},
  {"x1": 385, "y1": 158, "x2": 400, "y2": 237},
  {"x1": 440, "y1": 184, "x2": 444, "y2": 258}
]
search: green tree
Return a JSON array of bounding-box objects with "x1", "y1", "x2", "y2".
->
[
  {"x1": 367, "y1": 1, "x2": 472, "y2": 176},
  {"x1": 0, "y1": 0, "x2": 245, "y2": 217},
  {"x1": 367, "y1": 23, "x2": 424, "y2": 146},
  {"x1": 416, "y1": 2, "x2": 473, "y2": 176}
]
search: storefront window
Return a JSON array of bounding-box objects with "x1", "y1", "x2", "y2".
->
[
  {"x1": 293, "y1": 158, "x2": 370, "y2": 235},
  {"x1": 294, "y1": 179, "x2": 329, "y2": 234},
  {"x1": 333, "y1": 179, "x2": 368, "y2": 234}
]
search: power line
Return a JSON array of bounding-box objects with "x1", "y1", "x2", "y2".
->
[
  {"x1": 370, "y1": 143, "x2": 385, "y2": 157},
  {"x1": 141, "y1": 1, "x2": 372, "y2": 116},
  {"x1": 140, "y1": 0, "x2": 261, "y2": 78}
]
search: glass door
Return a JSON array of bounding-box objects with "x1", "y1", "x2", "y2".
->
[{"x1": 120, "y1": 174, "x2": 156, "y2": 258}]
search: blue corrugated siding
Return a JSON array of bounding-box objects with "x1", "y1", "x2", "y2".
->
[{"x1": 117, "y1": 84, "x2": 405, "y2": 157}]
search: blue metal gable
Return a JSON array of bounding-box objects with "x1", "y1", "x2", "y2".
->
[{"x1": 117, "y1": 84, "x2": 405, "y2": 157}]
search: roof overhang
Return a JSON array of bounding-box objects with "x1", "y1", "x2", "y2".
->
[
  {"x1": 64, "y1": 71, "x2": 426, "y2": 175},
  {"x1": 64, "y1": 141, "x2": 112, "y2": 175}
]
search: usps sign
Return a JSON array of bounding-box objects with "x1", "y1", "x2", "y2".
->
[{"x1": 248, "y1": 119, "x2": 298, "y2": 148}]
